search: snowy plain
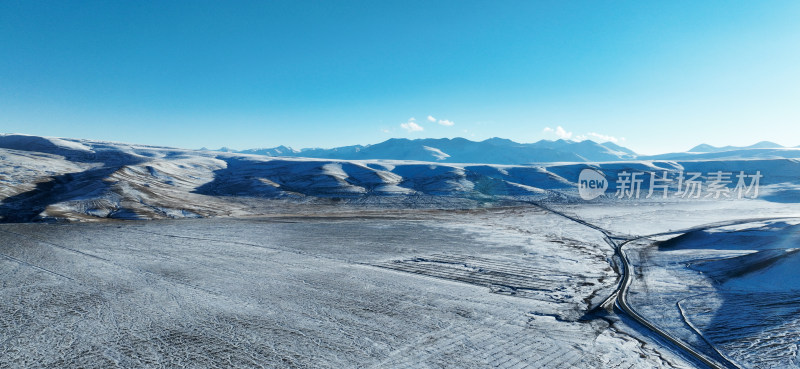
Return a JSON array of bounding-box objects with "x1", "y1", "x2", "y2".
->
[{"x1": 2, "y1": 134, "x2": 800, "y2": 368}]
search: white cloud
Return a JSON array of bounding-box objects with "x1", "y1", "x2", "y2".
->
[
  {"x1": 587, "y1": 132, "x2": 620, "y2": 143},
  {"x1": 427, "y1": 115, "x2": 436, "y2": 122},
  {"x1": 552, "y1": 126, "x2": 572, "y2": 139},
  {"x1": 381, "y1": 128, "x2": 391, "y2": 133},
  {"x1": 545, "y1": 126, "x2": 623, "y2": 143},
  {"x1": 555, "y1": 126, "x2": 572, "y2": 139},
  {"x1": 438, "y1": 119, "x2": 454, "y2": 126},
  {"x1": 544, "y1": 126, "x2": 573, "y2": 139},
  {"x1": 400, "y1": 118, "x2": 424, "y2": 132}
]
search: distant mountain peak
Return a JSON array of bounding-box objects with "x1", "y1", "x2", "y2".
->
[
  {"x1": 688, "y1": 141, "x2": 784, "y2": 153},
  {"x1": 688, "y1": 143, "x2": 718, "y2": 153},
  {"x1": 750, "y1": 141, "x2": 783, "y2": 148},
  {"x1": 234, "y1": 137, "x2": 638, "y2": 164}
]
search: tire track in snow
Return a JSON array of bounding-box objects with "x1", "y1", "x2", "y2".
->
[
  {"x1": 0, "y1": 228, "x2": 223, "y2": 297},
  {"x1": 0, "y1": 251, "x2": 74, "y2": 281}
]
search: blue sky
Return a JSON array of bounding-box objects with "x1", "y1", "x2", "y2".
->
[{"x1": 1, "y1": 1, "x2": 799, "y2": 154}]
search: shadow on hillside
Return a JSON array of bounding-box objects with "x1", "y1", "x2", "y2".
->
[
  {"x1": 0, "y1": 152, "x2": 145, "y2": 223},
  {"x1": 193, "y1": 157, "x2": 358, "y2": 197}
]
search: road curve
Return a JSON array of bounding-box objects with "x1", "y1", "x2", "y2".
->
[
  {"x1": 519, "y1": 200, "x2": 738, "y2": 369},
  {"x1": 613, "y1": 239, "x2": 734, "y2": 369}
]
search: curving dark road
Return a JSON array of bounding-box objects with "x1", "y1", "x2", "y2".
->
[{"x1": 517, "y1": 200, "x2": 774, "y2": 369}]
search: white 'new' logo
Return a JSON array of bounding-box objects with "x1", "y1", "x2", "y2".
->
[{"x1": 578, "y1": 168, "x2": 608, "y2": 200}]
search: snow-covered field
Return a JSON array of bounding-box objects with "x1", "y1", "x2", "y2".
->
[
  {"x1": 1, "y1": 210, "x2": 693, "y2": 368},
  {"x1": 2, "y1": 134, "x2": 800, "y2": 368}
]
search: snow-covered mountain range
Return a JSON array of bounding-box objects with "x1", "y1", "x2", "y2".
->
[
  {"x1": 2, "y1": 133, "x2": 799, "y2": 222},
  {"x1": 236, "y1": 137, "x2": 638, "y2": 163},
  {"x1": 641, "y1": 141, "x2": 800, "y2": 161},
  {"x1": 231, "y1": 137, "x2": 800, "y2": 163},
  {"x1": 687, "y1": 141, "x2": 787, "y2": 153}
]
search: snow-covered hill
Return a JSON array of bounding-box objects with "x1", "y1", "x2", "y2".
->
[{"x1": 2, "y1": 134, "x2": 799, "y2": 222}]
